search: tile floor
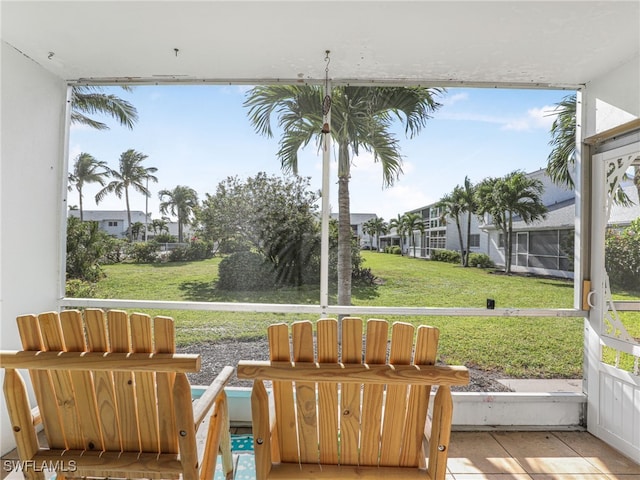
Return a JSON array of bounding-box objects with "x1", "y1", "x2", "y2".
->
[
  {"x1": 446, "y1": 431, "x2": 639, "y2": 479},
  {"x1": 2, "y1": 430, "x2": 639, "y2": 480}
]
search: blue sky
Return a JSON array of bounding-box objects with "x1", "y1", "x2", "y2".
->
[{"x1": 69, "y1": 85, "x2": 572, "y2": 222}]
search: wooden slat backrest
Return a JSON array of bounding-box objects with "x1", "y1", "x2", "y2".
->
[
  {"x1": 291, "y1": 321, "x2": 317, "y2": 464},
  {"x1": 130, "y1": 312, "x2": 160, "y2": 453},
  {"x1": 379, "y1": 322, "x2": 415, "y2": 466},
  {"x1": 268, "y1": 323, "x2": 297, "y2": 463},
  {"x1": 37, "y1": 311, "x2": 84, "y2": 451},
  {"x1": 316, "y1": 319, "x2": 338, "y2": 464},
  {"x1": 338, "y1": 317, "x2": 362, "y2": 466},
  {"x1": 266, "y1": 318, "x2": 442, "y2": 469},
  {"x1": 359, "y1": 319, "x2": 388, "y2": 465},
  {"x1": 59, "y1": 310, "x2": 103, "y2": 452},
  {"x1": 14, "y1": 309, "x2": 186, "y2": 457},
  {"x1": 16, "y1": 314, "x2": 67, "y2": 449},
  {"x1": 108, "y1": 310, "x2": 141, "y2": 452},
  {"x1": 154, "y1": 315, "x2": 179, "y2": 453},
  {"x1": 401, "y1": 325, "x2": 439, "y2": 468}
]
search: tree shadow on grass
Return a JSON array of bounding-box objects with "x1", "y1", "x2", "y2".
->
[
  {"x1": 178, "y1": 280, "x2": 323, "y2": 304},
  {"x1": 352, "y1": 284, "x2": 380, "y2": 301},
  {"x1": 539, "y1": 281, "x2": 573, "y2": 289}
]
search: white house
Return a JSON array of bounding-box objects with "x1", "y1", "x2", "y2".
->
[
  {"x1": 389, "y1": 168, "x2": 639, "y2": 276},
  {"x1": 330, "y1": 213, "x2": 378, "y2": 248},
  {"x1": 68, "y1": 210, "x2": 149, "y2": 239},
  {"x1": 68, "y1": 210, "x2": 193, "y2": 241},
  {"x1": 399, "y1": 203, "x2": 489, "y2": 259},
  {"x1": 482, "y1": 171, "x2": 640, "y2": 278}
]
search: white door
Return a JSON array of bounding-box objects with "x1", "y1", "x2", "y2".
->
[{"x1": 587, "y1": 142, "x2": 640, "y2": 461}]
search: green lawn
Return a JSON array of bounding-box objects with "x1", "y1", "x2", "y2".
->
[{"x1": 90, "y1": 251, "x2": 639, "y2": 378}]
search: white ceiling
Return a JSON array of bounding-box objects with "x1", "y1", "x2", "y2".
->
[{"x1": 2, "y1": 1, "x2": 639, "y2": 87}]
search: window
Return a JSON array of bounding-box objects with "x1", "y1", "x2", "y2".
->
[
  {"x1": 469, "y1": 234, "x2": 480, "y2": 248},
  {"x1": 108, "y1": 221, "x2": 118, "y2": 227}
]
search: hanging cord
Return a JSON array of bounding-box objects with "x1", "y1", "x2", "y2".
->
[{"x1": 322, "y1": 50, "x2": 331, "y2": 148}]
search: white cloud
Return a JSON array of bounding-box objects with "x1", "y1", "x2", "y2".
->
[
  {"x1": 441, "y1": 92, "x2": 469, "y2": 106},
  {"x1": 439, "y1": 103, "x2": 559, "y2": 132},
  {"x1": 502, "y1": 105, "x2": 558, "y2": 131}
]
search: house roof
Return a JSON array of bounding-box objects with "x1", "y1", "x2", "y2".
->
[
  {"x1": 331, "y1": 213, "x2": 378, "y2": 224},
  {"x1": 505, "y1": 185, "x2": 640, "y2": 231},
  {"x1": 2, "y1": 2, "x2": 638, "y2": 87},
  {"x1": 68, "y1": 210, "x2": 147, "y2": 221}
]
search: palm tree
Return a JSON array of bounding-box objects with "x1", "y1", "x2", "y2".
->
[
  {"x1": 130, "y1": 222, "x2": 145, "y2": 241},
  {"x1": 389, "y1": 214, "x2": 408, "y2": 255},
  {"x1": 459, "y1": 176, "x2": 478, "y2": 267},
  {"x1": 476, "y1": 171, "x2": 547, "y2": 273},
  {"x1": 363, "y1": 217, "x2": 388, "y2": 252},
  {"x1": 403, "y1": 212, "x2": 425, "y2": 257},
  {"x1": 547, "y1": 94, "x2": 576, "y2": 189},
  {"x1": 245, "y1": 85, "x2": 442, "y2": 307},
  {"x1": 158, "y1": 185, "x2": 199, "y2": 243},
  {"x1": 547, "y1": 94, "x2": 638, "y2": 203},
  {"x1": 96, "y1": 149, "x2": 158, "y2": 241},
  {"x1": 71, "y1": 86, "x2": 138, "y2": 130},
  {"x1": 150, "y1": 218, "x2": 169, "y2": 236},
  {"x1": 437, "y1": 191, "x2": 465, "y2": 264},
  {"x1": 68, "y1": 152, "x2": 110, "y2": 221}
]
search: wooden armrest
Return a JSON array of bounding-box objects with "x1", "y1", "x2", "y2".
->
[
  {"x1": 0, "y1": 350, "x2": 200, "y2": 373},
  {"x1": 193, "y1": 366, "x2": 234, "y2": 428},
  {"x1": 237, "y1": 361, "x2": 469, "y2": 386}
]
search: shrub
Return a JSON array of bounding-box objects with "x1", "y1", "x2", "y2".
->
[
  {"x1": 390, "y1": 246, "x2": 402, "y2": 255},
  {"x1": 168, "y1": 240, "x2": 214, "y2": 262},
  {"x1": 65, "y1": 279, "x2": 97, "y2": 298},
  {"x1": 66, "y1": 217, "x2": 108, "y2": 282},
  {"x1": 154, "y1": 233, "x2": 176, "y2": 243},
  {"x1": 217, "y1": 251, "x2": 276, "y2": 290},
  {"x1": 468, "y1": 253, "x2": 495, "y2": 268},
  {"x1": 101, "y1": 238, "x2": 128, "y2": 264},
  {"x1": 606, "y1": 219, "x2": 640, "y2": 291},
  {"x1": 352, "y1": 266, "x2": 378, "y2": 286},
  {"x1": 431, "y1": 249, "x2": 461, "y2": 264},
  {"x1": 128, "y1": 241, "x2": 159, "y2": 263}
]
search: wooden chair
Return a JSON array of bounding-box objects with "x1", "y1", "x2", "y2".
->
[
  {"x1": 237, "y1": 318, "x2": 469, "y2": 480},
  {"x1": 0, "y1": 309, "x2": 234, "y2": 480}
]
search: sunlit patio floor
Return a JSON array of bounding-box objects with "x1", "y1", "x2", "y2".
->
[{"x1": 3, "y1": 428, "x2": 638, "y2": 480}]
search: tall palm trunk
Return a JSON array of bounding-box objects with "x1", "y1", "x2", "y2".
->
[
  {"x1": 177, "y1": 214, "x2": 184, "y2": 243},
  {"x1": 465, "y1": 211, "x2": 472, "y2": 267},
  {"x1": 78, "y1": 186, "x2": 84, "y2": 222},
  {"x1": 337, "y1": 143, "x2": 352, "y2": 308},
  {"x1": 504, "y1": 213, "x2": 513, "y2": 273},
  {"x1": 455, "y1": 220, "x2": 464, "y2": 266},
  {"x1": 125, "y1": 187, "x2": 133, "y2": 241}
]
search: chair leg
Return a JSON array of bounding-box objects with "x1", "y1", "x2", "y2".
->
[
  {"x1": 200, "y1": 393, "x2": 233, "y2": 480},
  {"x1": 427, "y1": 386, "x2": 453, "y2": 480},
  {"x1": 218, "y1": 394, "x2": 234, "y2": 480}
]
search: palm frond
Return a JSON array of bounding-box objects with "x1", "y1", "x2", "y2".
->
[{"x1": 72, "y1": 86, "x2": 138, "y2": 130}]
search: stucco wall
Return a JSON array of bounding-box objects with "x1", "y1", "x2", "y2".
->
[{"x1": 1, "y1": 41, "x2": 67, "y2": 453}]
